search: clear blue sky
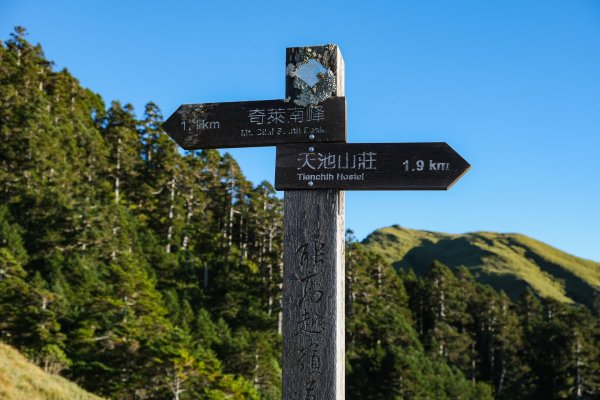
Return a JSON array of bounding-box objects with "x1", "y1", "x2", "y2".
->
[{"x1": 2, "y1": 1, "x2": 600, "y2": 261}]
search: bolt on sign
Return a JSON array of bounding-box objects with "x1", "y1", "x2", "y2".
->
[{"x1": 161, "y1": 43, "x2": 470, "y2": 400}]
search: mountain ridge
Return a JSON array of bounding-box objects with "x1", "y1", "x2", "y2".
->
[{"x1": 363, "y1": 224, "x2": 600, "y2": 306}]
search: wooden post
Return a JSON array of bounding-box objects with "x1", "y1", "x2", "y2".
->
[{"x1": 282, "y1": 45, "x2": 345, "y2": 400}]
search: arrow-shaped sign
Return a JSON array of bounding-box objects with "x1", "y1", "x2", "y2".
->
[
  {"x1": 275, "y1": 142, "x2": 470, "y2": 190},
  {"x1": 162, "y1": 97, "x2": 346, "y2": 149}
]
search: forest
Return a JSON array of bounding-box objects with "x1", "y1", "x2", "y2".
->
[{"x1": 1, "y1": 28, "x2": 599, "y2": 399}]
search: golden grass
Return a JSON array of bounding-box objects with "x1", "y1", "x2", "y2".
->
[
  {"x1": 0, "y1": 342, "x2": 104, "y2": 400},
  {"x1": 366, "y1": 225, "x2": 455, "y2": 263},
  {"x1": 473, "y1": 234, "x2": 572, "y2": 303},
  {"x1": 511, "y1": 234, "x2": 600, "y2": 289}
]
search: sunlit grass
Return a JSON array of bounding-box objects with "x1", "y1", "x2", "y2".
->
[{"x1": 0, "y1": 343, "x2": 104, "y2": 400}]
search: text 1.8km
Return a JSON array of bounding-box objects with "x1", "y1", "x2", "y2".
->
[{"x1": 402, "y1": 160, "x2": 450, "y2": 172}]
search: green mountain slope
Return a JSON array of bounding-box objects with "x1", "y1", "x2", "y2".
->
[
  {"x1": 363, "y1": 225, "x2": 600, "y2": 305},
  {"x1": 0, "y1": 342, "x2": 104, "y2": 400}
]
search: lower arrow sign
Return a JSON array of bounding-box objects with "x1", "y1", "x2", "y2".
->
[{"x1": 275, "y1": 142, "x2": 470, "y2": 190}]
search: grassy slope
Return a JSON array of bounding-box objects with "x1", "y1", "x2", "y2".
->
[
  {"x1": 0, "y1": 343, "x2": 104, "y2": 400},
  {"x1": 364, "y1": 225, "x2": 600, "y2": 305}
]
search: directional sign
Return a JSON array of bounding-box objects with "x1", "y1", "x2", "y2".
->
[
  {"x1": 162, "y1": 97, "x2": 346, "y2": 149},
  {"x1": 275, "y1": 142, "x2": 470, "y2": 190}
]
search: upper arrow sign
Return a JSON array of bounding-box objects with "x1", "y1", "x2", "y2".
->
[
  {"x1": 161, "y1": 97, "x2": 346, "y2": 150},
  {"x1": 275, "y1": 142, "x2": 470, "y2": 190}
]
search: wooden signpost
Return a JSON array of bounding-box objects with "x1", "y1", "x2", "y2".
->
[{"x1": 161, "y1": 44, "x2": 470, "y2": 400}]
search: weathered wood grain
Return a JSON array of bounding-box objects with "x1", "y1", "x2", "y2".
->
[
  {"x1": 282, "y1": 44, "x2": 345, "y2": 400},
  {"x1": 282, "y1": 190, "x2": 345, "y2": 400}
]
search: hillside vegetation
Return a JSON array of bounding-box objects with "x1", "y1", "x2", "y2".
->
[
  {"x1": 0, "y1": 342, "x2": 103, "y2": 400},
  {"x1": 364, "y1": 225, "x2": 600, "y2": 306},
  {"x1": 1, "y1": 27, "x2": 599, "y2": 399}
]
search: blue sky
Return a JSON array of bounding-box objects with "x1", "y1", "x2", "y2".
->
[{"x1": 2, "y1": 0, "x2": 600, "y2": 261}]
